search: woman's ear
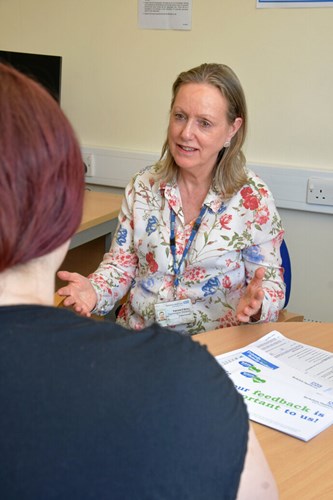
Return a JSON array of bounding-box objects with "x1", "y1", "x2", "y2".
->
[{"x1": 227, "y1": 117, "x2": 243, "y2": 142}]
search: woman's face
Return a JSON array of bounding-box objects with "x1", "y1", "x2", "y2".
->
[{"x1": 168, "y1": 83, "x2": 242, "y2": 177}]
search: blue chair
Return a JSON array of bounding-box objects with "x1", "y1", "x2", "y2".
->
[
  {"x1": 280, "y1": 240, "x2": 291, "y2": 309},
  {"x1": 278, "y1": 240, "x2": 303, "y2": 322}
]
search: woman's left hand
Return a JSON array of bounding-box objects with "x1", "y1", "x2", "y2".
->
[{"x1": 236, "y1": 267, "x2": 265, "y2": 323}]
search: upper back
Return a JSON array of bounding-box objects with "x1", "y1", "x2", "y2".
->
[{"x1": 0, "y1": 305, "x2": 248, "y2": 499}]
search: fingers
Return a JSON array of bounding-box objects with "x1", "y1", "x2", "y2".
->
[
  {"x1": 57, "y1": 285, "x2": 75, "y2": 297},
  {"x1": 252, "y1": 267, "x2": 265, "y2": 284},
  {"x1": 246, "y1": 268, "x2": 265, "y2": 301},
  {"x1": 61, "y1": 294, "x2": 92, "y2": 317},
  {"x1": 236, "y1": 270, "x2": 265, "y2": 322},
  {"x1": 57, "y1": 270, "x2": 78, "y2": 282},
  {"x1": 250, "y1": 287, "x2": 265, "y2": 303},
  {"x1": 58, "y1": 287, "x2": 92, "y2": 309},
  {"x1": 61, "y1": 294, "x2": 78, "y2": 307},
  {"x1": 237, "y1": 296, "x2": 263, "y2": 322},
  {"x1": 237, "y1": 304, "x2": 261, "y2": 323},
  {"x1": 237, "y1": 312, "x2": 251, "y2": 323},
  {"x1": 56, "y1": 271, "x2": 88, "y2": 298},
  {"x1": 245, "y1": 287, "x2": 264, "y2": 315},
  {"x1": 72, "y1": 303, "x2": 92, "y2": 317}
]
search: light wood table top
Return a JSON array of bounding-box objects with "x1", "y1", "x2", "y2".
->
[
  {"x1": 78, "y1": 190, "x2": 123, "y2": 233},
  {"x1": 193, "y1": 322, "x2": 333, "y2": 500},
  {"x1": 70, "y1": 190, "x2": 123, "y2": 249},
  {"x1": 55, "y1": 190, "x2": 123, "y2": 304}
]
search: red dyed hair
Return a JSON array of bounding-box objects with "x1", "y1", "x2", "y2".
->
[{"x1": 0, "y1": 62, "x2": 85, "y2": 272}]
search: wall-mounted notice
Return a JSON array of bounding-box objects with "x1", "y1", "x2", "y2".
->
[
  {"x1": 257, "y1": 0, "x2": 333, "y2": 7},
  {"x1": 138, "y1": 0, "x2": 192, "y2": 30}
]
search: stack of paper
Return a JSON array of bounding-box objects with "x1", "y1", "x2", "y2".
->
[{"x1": 216, "y1": 330, "x2": 333, "y2": 441}]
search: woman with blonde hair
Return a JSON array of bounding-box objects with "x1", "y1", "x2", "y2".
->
[{"x1": 59, "y1": 63, "x2": 285, "y2": 336}]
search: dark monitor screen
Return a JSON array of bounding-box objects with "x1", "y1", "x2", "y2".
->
[{"x1": 0, "y1": 50, "x2": 62, "y2": 103}]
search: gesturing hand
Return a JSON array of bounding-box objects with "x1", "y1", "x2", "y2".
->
[
  {"x1": 236, "y1": 267, "x2": 265, "y2": 323},
  {"x1": 57, "y1": 270, "x2": 98, "y2": 317}
]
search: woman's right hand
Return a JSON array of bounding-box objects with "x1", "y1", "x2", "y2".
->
[{"x1": 57, "y1": 270, "x2": 98, "y2": 317}]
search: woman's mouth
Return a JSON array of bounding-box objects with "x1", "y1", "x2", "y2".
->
[{"x1": 177, "y1": 144, "x2": 197, "y2": 152}]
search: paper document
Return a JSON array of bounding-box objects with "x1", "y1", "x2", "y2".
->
[
  {"x1": 138, "y1": 0, "x2": 192, "y2": 30},
  {"x1": 244, "y1": 330, "x2": 333, "y2": 387},
  {"x1": 216, "y1": 330, "x2": 333, "y2": 441}
]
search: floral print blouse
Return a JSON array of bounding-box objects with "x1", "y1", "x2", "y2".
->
[{"x1": 89, "y1": 165, "x2": 285, "y2": 335}]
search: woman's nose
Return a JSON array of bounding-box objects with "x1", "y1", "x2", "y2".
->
[{"x1": 180, "y1": 120, "x2": 194, "y2": 139}]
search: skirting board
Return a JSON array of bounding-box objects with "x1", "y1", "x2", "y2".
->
[{"x1": 82, "y1": 146, "x2": 333, "y2": 215}]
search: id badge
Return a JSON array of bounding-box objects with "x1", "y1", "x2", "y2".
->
[{"x1": 154, "y1": 299, "x2": 194, "y2": 327}]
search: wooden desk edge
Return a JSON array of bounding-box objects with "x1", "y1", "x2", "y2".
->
[
  {"x1": 192, "y1": 322, "x2": 333, "y2": 357},
  {"x1": 78, "y1": 191, "x2": 123, "y2": 232}
]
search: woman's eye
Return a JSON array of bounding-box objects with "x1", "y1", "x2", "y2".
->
[
  {"x1": 174, "y1": 113, "x2": 185, "y2": 121},
  {"x1": 200, "y1": 120, "x2": 211, "y2": 128}
]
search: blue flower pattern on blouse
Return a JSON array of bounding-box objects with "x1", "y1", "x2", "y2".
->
[
  {"x1": 202, "y1": 277, "x2": 220, "y2": 297},
  {"x1": 243, "y1": 245, "x2": 264, "y2": 263},
  {"x1": 116, "y1": 226, "x2": 127, "y2": 246},
  {"x1": 141, "y1": 277, "x2": 155, "y2": 291},
  {"x1": 146, "y1": 215, "x2": 158, "y2": 236}
]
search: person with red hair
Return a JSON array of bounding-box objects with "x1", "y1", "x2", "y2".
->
[{"x1": 0, "y1": 63, "x2": 277, "y2": 500}]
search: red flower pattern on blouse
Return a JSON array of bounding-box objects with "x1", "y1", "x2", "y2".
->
[
  {"x1": 146, "y1": 252, "x2": 158, "y2": 273},
  {"x1": 219, "y1": 309, "x2": 239, "y2": 328},
  {"x1": 183, "y1": 267, "x2": 206, "y2": 281},
  {"x1": 240, "y1": 186, "x2": 253, "y2": 198},
  {"x1": 259, "y1": 187, "x2": 269, "y2": 198},
  {"x1": 114, "y1": 249, "x2": 137, "y2": 267},
  {"x1": 222, "y1": 276, "x2": 232, "y2": 289},
  {"x1": 220, "y1": 213, "x2": 232, "y2": 230},
  {"x1": 255, "y1": 206, "x2": 270, "y2": 225},
  {"x1": 241, "y1": 186, "x2": 260, "y2": 210}
]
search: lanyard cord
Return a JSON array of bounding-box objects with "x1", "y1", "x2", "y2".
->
[{"x1": 170, "y1": 205, "x2": 207, "y2": 288}]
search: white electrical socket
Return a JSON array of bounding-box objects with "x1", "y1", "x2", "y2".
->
[
  {"x1": 83, "y1": 153, "x2": 96, "y2": 177},
  {"x1": 307, "y1": 177, "x2": 333, "y2": 206}
]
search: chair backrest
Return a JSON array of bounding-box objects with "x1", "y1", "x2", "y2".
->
[{"x1": 280, "y1": 240, "x2": 291, "y2": 309}]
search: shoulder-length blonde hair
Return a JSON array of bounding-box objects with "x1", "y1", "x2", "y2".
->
[{"x1": 156, "y1": 63, "x2": 248, "y2": 198}]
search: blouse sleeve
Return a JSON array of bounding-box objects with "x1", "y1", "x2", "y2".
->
[
  {"x1": 241, "y1": 184, "x2": 286, "y2": 323},
  {"x1": 88, "y1": 179, "x2": 138, "y2": 315},
  {"x1": 242, "y1": 232, "x2": 286, "y2": 323}
]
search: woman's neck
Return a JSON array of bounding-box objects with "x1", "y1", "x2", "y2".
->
[
  {"x1": 0, "y1": 242, "x2": 68, "y2": 307},
  {"x1": 0, "y1": 263, "x2": 55, "y2": 307},
  {"x1": 177, "y1": 169, "x2": 213, "y2": 193},
  {"x1": 177, "y1": 171, "x2": 212, "y2": 224}
]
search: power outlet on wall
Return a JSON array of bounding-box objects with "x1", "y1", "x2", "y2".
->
[
  {"x1": 307, "y1": 177, "x2": 333, "y2": 206},
  {"x1": 83, "y1": 152, "x2": 96, "y2": 177}
]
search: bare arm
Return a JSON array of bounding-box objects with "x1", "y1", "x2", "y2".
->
[{"x1": 237, "y1": 425, "x2": 279, "y2": 500}]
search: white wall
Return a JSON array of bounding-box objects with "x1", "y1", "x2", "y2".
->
[
  {"x1": 1, "y1": 0, "x2": 333, "y2": 169},
  {"x1": 279, "y1": 208, "x2": 333, "y2": 322},
  {"x1": 1, "y1": 0, "x2": 333, "y2": 321}
]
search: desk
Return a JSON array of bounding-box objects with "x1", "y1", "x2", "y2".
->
[
  {"x1": 56, "y1": 190, "x2": 123, "y2": 290},
  {"x1": 70, "y1": 190, "x2": 123, "y2": 250},
  {"x1": 194, "y1": 322, "x2": 333, "y2": 500}
]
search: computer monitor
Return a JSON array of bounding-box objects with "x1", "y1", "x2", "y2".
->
[{"x1": 0, "y1": 50, "x2": 62, "y2": 103}]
